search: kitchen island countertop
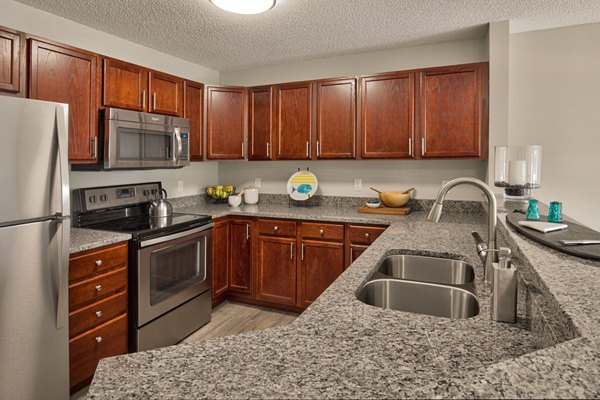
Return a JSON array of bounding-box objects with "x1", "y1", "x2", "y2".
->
[{"x1": 85, "y1": 201, "x2": 600, "y2": 399}]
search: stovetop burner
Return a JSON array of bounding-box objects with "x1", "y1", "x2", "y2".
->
[{"x1": 87, "y1": 213, "x2": 212, "y2": 240}]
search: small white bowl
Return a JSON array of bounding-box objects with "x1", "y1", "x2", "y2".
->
[
  {"x1": 365, "y1": 201, "x2": 381, "y2": 208},
  {"x1": 228, "y1": 195, "x2": 243, "y2": 207}
]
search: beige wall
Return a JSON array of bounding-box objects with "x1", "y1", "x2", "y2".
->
[
  {"x1": 1, "y1": 0, "x2": 220, "y2": 197},
  {"x1": 220, "y1": 37, "x2": 489, "y2": 200},
  {"x1": 509, "y1": 22, "x2": 600, "y2": 230}
]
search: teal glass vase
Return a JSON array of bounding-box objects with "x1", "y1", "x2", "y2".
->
[
  {"x1": 526, "y1": 199, "x2": 540, "y2": 221},
  {"x1": 548, "y1": 201, "x2": 563, "y2": 223}
]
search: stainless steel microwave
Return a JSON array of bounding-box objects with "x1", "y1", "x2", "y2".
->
[{"x1": 74, "y1": 108, "x2": 190, "y2": 170}]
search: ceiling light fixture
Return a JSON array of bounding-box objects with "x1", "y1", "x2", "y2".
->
[{"x1": 210, "y1": 0, "x2": 276, "y2": 15}]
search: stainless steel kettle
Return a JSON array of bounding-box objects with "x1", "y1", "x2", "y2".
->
[{"x1": 150, "y1": 188, "x2": 173, "y2": 218}]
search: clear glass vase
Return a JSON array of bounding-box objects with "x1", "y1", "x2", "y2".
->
[{"x1": 494, "y1": 145, "x2": 542, "y2": 199}]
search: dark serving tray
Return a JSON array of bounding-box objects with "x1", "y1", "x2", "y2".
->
[{"x1": 506, "y1": 212, "x2": 600, "y2": 260}]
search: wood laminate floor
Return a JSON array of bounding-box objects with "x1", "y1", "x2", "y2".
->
[{"x1": 183, "y1": 301, "x2": 299, "y2": 343}]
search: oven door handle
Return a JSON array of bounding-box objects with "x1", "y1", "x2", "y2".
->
[{"x1": 140, "y1": 223, "x2": 214, "y2": 247}]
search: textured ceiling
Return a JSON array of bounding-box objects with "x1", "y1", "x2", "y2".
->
[{"x1": 16, "y1": 0, "x2": 600, "y2": 71}]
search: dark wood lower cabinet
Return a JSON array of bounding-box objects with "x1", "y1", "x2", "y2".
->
[
  {"x1": 348, "y1": 244, "x2": 369, "y2": 267},
  {"x1": 229, "y1": 218, "x2": 253, "y2": 294},
  {"x1": 212, "y1": 218, "x2": 230, "y2": 303},
  {"x1": 257, "y1": 235, "x2": 297, "y2": 305},
  {"x1": 299, "y1": 240, "x2": 345, "y2": 307}
]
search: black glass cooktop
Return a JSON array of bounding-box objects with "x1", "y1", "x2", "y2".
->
[{"x1": 88, "y1": 213, "x2": 212, "y2": 240}]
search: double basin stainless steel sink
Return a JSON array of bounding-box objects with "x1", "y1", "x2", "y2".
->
[{"x1": 357, "y1": 255, "x2": 480, "y2": 319}]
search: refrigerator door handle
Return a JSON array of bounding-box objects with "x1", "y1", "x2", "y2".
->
[
  {"x1": 55, "y1": 220, "x2": 70, "y2": 329},
  {"x1": 55, "y1": 106, "x2": 70, "y2": 218}
]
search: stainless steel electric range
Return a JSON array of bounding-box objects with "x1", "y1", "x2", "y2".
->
[{"x1": 73, "y1": 182, "x2": 213, "y2": 352}]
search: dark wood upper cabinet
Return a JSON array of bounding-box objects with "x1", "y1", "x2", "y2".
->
[
  {"x1": 102, "y1": 58, "x2": 147, "y2": 112},
  {"x1": 184, "y1": 80, "x2": 204, "y2": 161},
  {"x1": 298, "y1": 240, "x2": 344, "y2": 307},
  {"x1": 148, "y1": 71, "x2": 183, "y2": 116},
  {"x1": 29, "y1": 39, "x2": 99, "y2": 163},
  {"x1": 212, "y1": 218, "x2": 230, "y2": 301},
  {"x1": 0, "y1": 26, "x2": 24, "y2": 95},
  {"x1": 315, "y1": 78, "x2": 357, "y2": 159},
  {"x1": 206, "y1": 85, "x2": 246, "y2": 160},
  {"x1": 229, "y1": 218, "x2": 253, "y2": 294},
  {"x1": 275, "y1": 83, "x2": 313, "y2": 160},
  {"x1": 256, "y1": 235, "x2": 297, "y2": 306},
  {"x1": 417, "y1": 63, "x2": 488, "y2": 159},
  {"x1": 360, "y1": 72, "x2": 415, "y2": 159},
  {"x1": 248, "y1": 86, "x2": 274, "y2": 160}
]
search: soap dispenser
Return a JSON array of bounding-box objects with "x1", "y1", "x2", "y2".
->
[{"x1": 491, "y1": 247, "x2": 518, "y2": 323}]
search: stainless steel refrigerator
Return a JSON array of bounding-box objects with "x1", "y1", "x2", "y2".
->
[{"x1": 0, "y1": 96, "x2": 70, "y2": 399}]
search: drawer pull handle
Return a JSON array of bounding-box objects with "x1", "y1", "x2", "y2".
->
[
  {"x1": 95, "y1": 336, "x2": 102, "y2": 343},
  {"x1": 95, "y1": 259, "x2": 103, "y2": 266},
  {"x1": 95, "y1": 310, "x2": 103, "y2": 318},
  {"x1": 365, "y1": 233, "x2": 370, "y2": 238},
  {"x1": 274, "y1": 226, "x2": 279, "y2": 232},
  {"x1": 319, "y1": 229, "x2": 324, "y2": 235},
  {"x1": 95, "y1": 285, "x2": 103, "y2": 292}
]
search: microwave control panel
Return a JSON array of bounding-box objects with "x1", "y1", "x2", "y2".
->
[{"x1": 180, "y1": 133, "x2": 189, "y2": 161}]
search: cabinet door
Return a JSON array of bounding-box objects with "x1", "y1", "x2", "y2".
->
[
  {"x1": 29, "y1": 39, "x2": 99, "y2": 163},
  {"x1": 275, "y1": 83, "x2": 312, "y2": 160},
  {"x1": 206, "y1": 86, "x2": 246, "y2": 159},
  {"x1": 184, "y1": 81, "x2": 204, "y2": 161},
  {"x1": 212, "y1": 219, "x2": 230, "y2": 300},
  {"x1": 316, "y1": 78, "x2": 356, "y2": 159},
  {"x1": 0, "y1": 26, "x2": 23, "y2": 94},
  {"x1": 248, "y1": 86, "x2": 274, "y2": 160},
  {"x1": 102, "y1": 58, "x2": 147, "y2": 111},
  {"x1": 257, "y1": 236, "x2": 296, "y2": 305},
  {"x1": 361, "y1": 72, "x2": 414, "y2": 159},
  {"x1": 299, "y1": 240, "x2": 344, "y2": 307},
  {"x1": 229, "y1": 219, "x2": 253, "y2": 294},
  {"x1": 347, "y1": 244, "x2": 368, "y2": 268},
  {"x1": 418, "y1": 63, "x2": 487, "y2": 159},
  {"x1": 149, "y1": 71, "x2": 183, "y2": 116}
]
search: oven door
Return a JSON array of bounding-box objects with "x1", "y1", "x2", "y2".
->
[
  {"x1": 106, "y1": 119, "x2": 187, "y2": 169},
  {"x1": 137, "y1": 224, "x2": 212, "y2": 327}
]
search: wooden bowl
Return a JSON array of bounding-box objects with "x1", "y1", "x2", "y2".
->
[{"x1": 378, "y1": 191, "x2": 411, "y2": 208}]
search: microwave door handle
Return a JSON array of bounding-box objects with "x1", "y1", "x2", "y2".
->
[{"x1": 174, "y1": 128, "x2": 182, "y2": 163}]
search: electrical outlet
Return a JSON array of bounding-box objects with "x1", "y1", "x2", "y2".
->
[
  {"x1": 254, "y1": 178, "x2": 261, "y2": 188},
  {"x1": 177, "y1": 180, "x2": 184, "y2": 192},
  {"x1": 354, "y1": 179, "x2": 362, "y2": 191}
]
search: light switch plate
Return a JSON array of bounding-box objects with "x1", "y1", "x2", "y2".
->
[
  {"x1": 354, "y1": 179, "x2": 362, "y2": 191},
  {"x1": 177, "y1": 180, "x2": 184, "y2": 192},
  {"x1": 254, "y1": 178, "x2": 261, "y2": 188}
]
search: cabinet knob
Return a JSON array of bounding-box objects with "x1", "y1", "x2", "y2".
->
[
  {"x1": 95, "y1": 336, "x2": 102, "y2": 343},
  {"x1": 274, "y1": 226, "x2": 279, "y2": 232},
  {"x1": 319, "y1": 229, "x2": 324, "y2": 235},
  {"x1": 365, "y1": 233, "x2": 370, "y2": 238},
  {"x1": 95, "y1": 310, "x2": 103, "y2": 318},
  {"x1": 95, "y1": 285, "x2": 103, "y2": 292},
  {"x1": 95, "y1": 259, "x2": 103, "y2": 266}
]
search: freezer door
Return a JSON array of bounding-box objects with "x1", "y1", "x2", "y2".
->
[
  {"x1": 0, "y1": 219, "x2": 69, "y2": 399},
  {"x1": 0, "y1": 97, "x2": 70, "y2": 224}
]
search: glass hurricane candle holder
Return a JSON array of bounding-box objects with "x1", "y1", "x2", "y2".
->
[{"x1": 494, "y1": 145, "x2": 542, "y2": 199}]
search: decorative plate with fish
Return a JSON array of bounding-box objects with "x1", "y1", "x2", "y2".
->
[{"x1": 287, "y1": 171, "x2": 318, "y2": 201}]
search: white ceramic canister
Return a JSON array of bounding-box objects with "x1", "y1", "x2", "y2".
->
[{"x1": 244, "y1": 187, "x2": 259, "y2": 205}]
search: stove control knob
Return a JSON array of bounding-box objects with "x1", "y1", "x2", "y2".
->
[
  {"x1": 143, "y1": 189, "x2": 150, "y2": 196},
  {"x1": 89, "y1": 195, "x2": 97, "y2": 203},
  {"x1": 100, "y1": 194, "x2": 108, "y2": 202},
  {"x1": 151, "y1": 189, "x2": 158, "y2": 195}
]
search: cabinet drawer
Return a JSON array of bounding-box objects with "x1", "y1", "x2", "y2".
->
[
  {"x1": 69, "y1": 291, "x2": 127, "y2": 338},
  {"x1": 348, "y1": 225, "x2": 387, "y2": 245},
  {"x1": 69, "y1": 267, "x2": 127, "y2": 311},
  {"x1": 69, "y1": 314, "x2": 127, "y2": 389},
  {"x1": 69, "y1": 242, "x2": 128, "y2": 282},
  {"x1": 301, "y1": 222, "x2": 344, "y2": 241},
  {"x1": 258, "y1": 219, "x2": 296, "y2": 237}
]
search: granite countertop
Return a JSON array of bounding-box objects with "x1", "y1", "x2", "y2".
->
[
  {"x1": 86, "y1": 201, "x2": 600, "y2": 399},
  {"x1": 70, "y1": 227, "x2": 131, "y2": 254}
]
